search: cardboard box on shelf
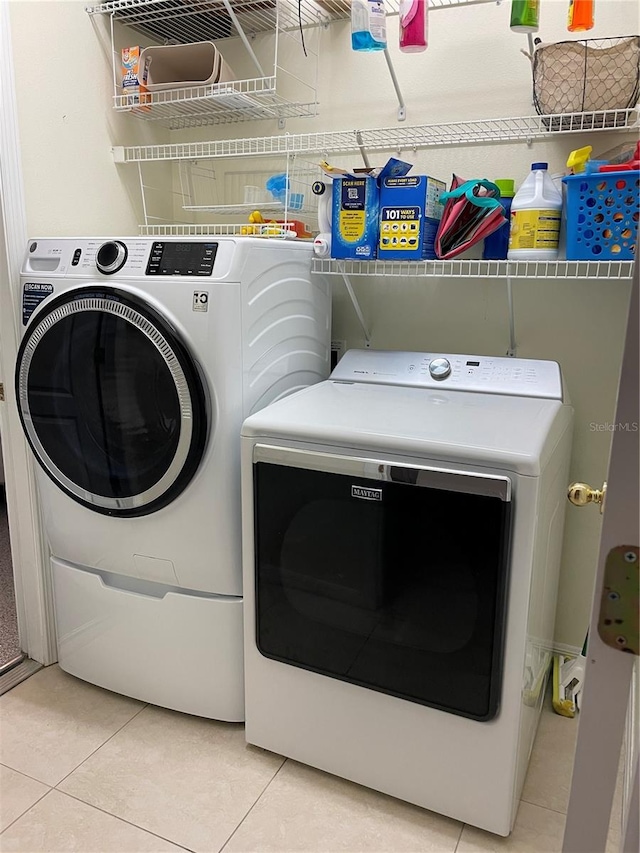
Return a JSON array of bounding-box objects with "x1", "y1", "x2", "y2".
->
[
  {"x1": 378, "y1": 175, "x2": 446, "y2": 260},
  {"x1": 121, "y1": 46, "x2": 150, "y2": 109},
  {"x1": 331, "y1": 176, "x2": 379, "y2": 260}
]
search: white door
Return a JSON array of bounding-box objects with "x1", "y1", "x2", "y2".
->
[
  {"x1": 563, "y1": 262, "x2": 638, "y2": 852},
  {"x1": 0, "y1": 0, "x2": 55, "y2": 666}
]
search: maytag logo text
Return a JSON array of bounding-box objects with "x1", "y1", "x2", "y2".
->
[{"x1": 351, "y1": 485, "x2": 383, "y2": 501}]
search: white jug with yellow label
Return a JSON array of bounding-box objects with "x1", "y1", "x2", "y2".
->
[{"x1": 507, "y1": 163, "x2": 563, "y2": 260}]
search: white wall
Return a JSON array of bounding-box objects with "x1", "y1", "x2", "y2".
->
[
  {"x1": 8, "y1": 0, "x2": 170, "y2": 235},
  {"x1": 8, "y1": 0, "x2": 638, "y2": 646}
]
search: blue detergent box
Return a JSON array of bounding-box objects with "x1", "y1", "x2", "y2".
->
[
  {"x1": 331, "y1": 176, "x2": 379, "y2": 260},
  {"x1": 378, "y1": 175, "x2": 446, "y2": 260}
]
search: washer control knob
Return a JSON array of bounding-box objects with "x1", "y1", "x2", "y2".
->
[
  {"x1": 428, "y1": 357, "x2": 451, "y2": 380},
  {"x1": 96, "y1": 241, "x2": 128, "y2": 275}
]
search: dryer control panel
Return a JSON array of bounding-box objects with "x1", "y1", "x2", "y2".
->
[{"x1": 331, "y1": 349, "x2": 564, "y2": 401}]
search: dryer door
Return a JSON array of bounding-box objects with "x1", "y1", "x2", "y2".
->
[{"x1": 15, "y1": 287, "x2": 208, "y2": 517}]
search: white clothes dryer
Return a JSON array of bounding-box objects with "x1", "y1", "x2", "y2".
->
[
  {"x1": 16, "y1": 237, "x2": 330, "y2": 720},
  {"x1": 241, "y1": 349, "x2": 573, "y2": 835}
]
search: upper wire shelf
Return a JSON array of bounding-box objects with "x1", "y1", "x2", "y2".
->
[
  {"x1": 311, "y1": 258, "x2": 635, "y2": 280},
  {"x1": 86, "y1": 0, "x2": 320, "y2": 42},
  {"x1": 113, "y1": 109, "x2": 640, "y2": 162},
  {"x1": 85, "y1": 0, "x2": 500, "y2": 42},
  {"x1": 89, "y1": 0, "x2": 321, "y2": 128}
]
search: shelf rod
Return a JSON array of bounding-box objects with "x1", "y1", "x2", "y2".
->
[
  {"x1": 383, "y1": 49, "x2": 406, "y2": 122},
  {"x1": 355, "y1": 131, "x2": 371, "y2": 169},
  {"x1": 339, "y1": 265, "x2": 371, "y2": 346},
  {"x1": 506, "y1": 272, "x2": 517, "y2": 357},
  {"x1": 222, "y1": 0, "x2": 266, "y2": 78}
]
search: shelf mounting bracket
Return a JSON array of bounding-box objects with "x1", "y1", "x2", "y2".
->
[
  {"x1": 222, "y1": 0, "x2": 266, "y2": 78},
  {"x1": 355, "y1": 130, "x2": 371, "y2": 169},
  {"x1": 338, "y1": 264, "x2": 371, "y2": 346},
  {"x1": 506, "y1": 271, "x2": 517, "y2": 357},
  {"x1": 383, "y1": 49, "x2": 406, "y2": 122}
]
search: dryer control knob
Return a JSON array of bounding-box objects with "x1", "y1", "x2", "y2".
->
[
  {"x1": 428, "y1": 357, "x2": 451, "y2": 380},
  {"x1": 96, "y1": 241, "x2": 128, "y2": 275}
]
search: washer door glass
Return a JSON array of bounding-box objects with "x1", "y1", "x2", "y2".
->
[{"x1": 16, "y1": 287, "x2": 208, "y2": 517}]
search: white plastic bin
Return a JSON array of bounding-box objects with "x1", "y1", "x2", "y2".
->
[{"x1": 141, "y1": 41, "x2": 235, "y2": 90}]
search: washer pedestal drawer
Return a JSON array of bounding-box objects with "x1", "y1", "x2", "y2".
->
[{"x1": 51, "y1": 557, "x2": 244, "y2": 721}]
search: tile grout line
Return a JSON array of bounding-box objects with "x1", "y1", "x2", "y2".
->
[
  {"x1": 453, "y1": 820, "x2": 465, "y2": 852},
  {"x1": 0, "y1": 784, "x2": 51, "y2": 837},
  {"x1": 57, "y1": 788, "x2": 195, "y2": 853},
  {"x1": 519, "y1": 796, "x2": 569, "y2": 817},
  {"x1": 52, "y1": 701, "x2": 149, "y2": 790},
  {"x1": 0, "y1": 761, "x2": 54, "y2": 789},
  {"x1": 217, "y1": 755, "x2": 289, "y2": 853}
]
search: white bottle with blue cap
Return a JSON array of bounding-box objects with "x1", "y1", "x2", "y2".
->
[{"x1": 507, "y1": 162, "x2": 563, "y2": 261}]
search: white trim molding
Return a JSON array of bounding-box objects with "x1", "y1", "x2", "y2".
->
[{"x1": 0, "y1": 0, "x2": 56, "y2": 665}]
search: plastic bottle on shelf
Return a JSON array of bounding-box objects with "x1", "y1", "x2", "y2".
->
[
  {"x1": 351, "y1": 0, "x2": 387, "y2": 51},
  {"x1": 312, "y1": 179, "x2": 332, "y2": 257},
  {"x1": 399, "y1": 0, "x2": 428, "y2": 53},
  {"x1": 510, "y1": 0, "x2": 540, "y2": 32},
  {"x1": 507, "y1": 163, "x2": 563, "y2": 261},
  {"x1": 482, "y1": 179, "x2": 515, "y2": 260},
  {"x1": 567, "y1": 0, "x2": 594, "y2": 32}
]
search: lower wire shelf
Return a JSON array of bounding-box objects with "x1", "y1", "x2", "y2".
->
[{"x1": 311, "y1": 257, "x2": 635, "y2": 280}]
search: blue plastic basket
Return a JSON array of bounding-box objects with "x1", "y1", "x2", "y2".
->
[{"x1": 563, "y1": 170, "x2": 639, "y2": 260}]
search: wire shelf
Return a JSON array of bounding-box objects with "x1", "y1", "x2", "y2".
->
[
  {"x1": 139, "y1": 222, "x2": 305, "y2": 237},
  {"x1": 174, "y1": 157, "x2": 318, "y2": 219},
  {"x1": 115, "y1": 78, "x2": 319, "y2": 128},
  {"x1": 86, "y1": 0, "x2": 500, "y2": 41},
  {"x1": 311, "y1": 258, "x2": 636, "y2": 280},
  {"x1": 92, "y1": 0, "x2": 321, "y2": 127},
  {"x1": 114, "y1": 109, "x2": 640, "y2": 162},
  {"x1": 87, "y1": 0, "x2": 321, "y2": 42},
  {"x1": 183, "y1": 201, "x2": 285, "y2": 214}
]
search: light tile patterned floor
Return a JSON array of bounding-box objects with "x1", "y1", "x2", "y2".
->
[{"x1": 0, "y1": 665, "x2": 618, "y2": 853}]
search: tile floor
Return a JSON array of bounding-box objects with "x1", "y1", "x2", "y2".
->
[{"x1": 0, "y1": 665, "x2": 623, "y2": 853}]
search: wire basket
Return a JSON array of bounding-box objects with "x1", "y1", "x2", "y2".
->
[
  {"x1": 563, "y1": 170, "x2": 639, "y2": 260},
  {"x1": 531, "y1": 36, "x2": 640, "y2": 126}
]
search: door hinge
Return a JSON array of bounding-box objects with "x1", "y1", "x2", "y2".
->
[
  {"x1": 0, "y1": 383, "x2": 4, "y2": 401},
  {"x1": 598, "y1": 546, "x2": 639, "y2": 656}
]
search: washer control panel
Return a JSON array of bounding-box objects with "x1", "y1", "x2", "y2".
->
[
  {"x1": 331, "y1": 349, "x2": 564, "y2": 400},
  {"x1": 428, "y1": 357, "x2": 451, "y2": 380},
  {"x1": 96, "y1": 241, "x2": 128, "y2": 275},
  {"x1": 22, "y1": 238, "x2": 220, "y2": 277}
]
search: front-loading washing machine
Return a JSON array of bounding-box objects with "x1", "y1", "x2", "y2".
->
[
  {"x1": 15, "y1": 236, "x2": 330, "y2": 720},
  {"x1": 241, "y1": 348, "x2": 573, "y2": 835}
]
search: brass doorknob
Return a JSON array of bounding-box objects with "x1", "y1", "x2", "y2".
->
[{"x1": 568, "y1": 481, "x2": 607, "y2": 513}]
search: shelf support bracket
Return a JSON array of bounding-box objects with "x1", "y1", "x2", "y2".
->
[
  {"x1": 355, "y1": 131, "x2": 371, "y2": 170},
  {"x1": 222, "y1": 0, "x2": 266, "y2": 78},
  {"x1": 339, "y1": 264, "x2": 371, "y2": 346},
  {"x1": 506, "y1": 271, "x2": 517, "y2": 357},
  {"x1": 383, "y1": 49, "x2": 406, "y2": 122}
]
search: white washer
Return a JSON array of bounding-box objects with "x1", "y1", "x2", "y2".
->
[
  {"x1": 16, "y1": 236, "x2": 330, "y2": 721},
  {"x1": 241, "y1": 349, "x2": 573, "y2": 835}
]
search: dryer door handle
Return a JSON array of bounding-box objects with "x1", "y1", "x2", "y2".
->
[{"x1": 253, "y1": 444, "x2": 511, "y2": 501}]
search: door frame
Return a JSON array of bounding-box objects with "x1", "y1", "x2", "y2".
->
[
  {"x1": 563, "y1": 262, "x2": 639, "y2": 852},
  {"x1": 0, "y1": 0, "x2": 56, "y2": 666}
]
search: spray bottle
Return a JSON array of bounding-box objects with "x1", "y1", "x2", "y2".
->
[
  {"x1": 351, "y1": 0, "x2": 387, "y2": 52},
  {"x1": 399, "y1": 0, "x2": 428, "y2": 53}
]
